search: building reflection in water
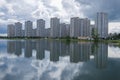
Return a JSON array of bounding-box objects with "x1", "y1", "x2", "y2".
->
[
  {"x1": 50, "y1": 40, "x2": 60, "y2": 62},
  {"x1": 70, "y1": 42, "x2": 90, "y2": 63},
  {"x1": 7, "y1": 40, "x2": 108, "y2": 69},
  {"x1": 94, "y1": 43, "x2": 108, "y2": 69},
  {"x1": 36, "y1": 40, "x2": 45, "y2": 60},
  {"x1": 25, "y1": 40, "x2": 32, "y2": 58},
  {"x1": 59, "y1": 41, "x2": 70, "y2": 57},
  {"x1": 15, "y1": 41, "x2": 22, "y2": 56},
  {"x1": 7, "y1": 40, "x2": 15, "y2": 54}
]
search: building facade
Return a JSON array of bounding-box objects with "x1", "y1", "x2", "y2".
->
[
  {"x1": 7, "y1": 24, "x2": 15, "y2": 37},
  {"x1": 50, "y1": 17, "x2": 60, "y2": 38},
  {"x1": 25, "y1": 21, "x2": 33, "y2": 37},
  {"x1": 95, "y1": 12, "x2": 108, "y2": 38},
  {"x1": 60, "y1": 23, "x2": 67, "y2": 37},
  {"x1": 36, "y1": 19, "x2": 45, "y2": 37},
  {"x1": 83, "y1": 18, "x2": 90, "y2": 37},
  {"x1": 15, "y1": 22, "x2": 22, "y2": 37},
  {"x1": 70, "y1": 17, "x2": 81, "y2": 38},
  {"x1": 66, "y1": 24, "x2": 70, "y2": 37},
  {"x1": 70, "y1": 17, "x2": 90, "y2": 38}
]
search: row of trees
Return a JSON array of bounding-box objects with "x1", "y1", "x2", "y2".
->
[
  {"x1": 91, "y1": 28, "x2": 120, "y2": 41},
  {"x1": 108, "y1": 33, "x2": 120, "y2": 40}
]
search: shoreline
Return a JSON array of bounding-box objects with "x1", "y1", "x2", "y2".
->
[{"x1": 0, "y1": 37, "x2": 120, "y2": 44}]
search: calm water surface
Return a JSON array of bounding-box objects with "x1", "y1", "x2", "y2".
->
[{"x1": 0, "y1": 39, "x2": 120, "y2": 80}]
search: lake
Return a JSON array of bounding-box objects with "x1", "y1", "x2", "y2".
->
[{"x1": 0, "y1": 39, "x2": 120, "y2": 80}]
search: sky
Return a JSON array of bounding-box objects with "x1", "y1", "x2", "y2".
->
[{"x1": 0, "y1": 0, "x2": 120, "y2": 35}]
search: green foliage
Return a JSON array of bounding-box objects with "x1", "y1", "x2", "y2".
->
[
  {"x1": 108, "y1": 33, "x2": 120, "y2": 40},
  {"x1": 91, "y1": 28, "x2": 99, "y2": 41}
]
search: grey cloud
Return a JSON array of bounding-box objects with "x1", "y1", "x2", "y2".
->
[
  {"x1": 0, "y1": 0, "x2": 120, "y2": 33},
  {"x1": 75, "y1": 0, "x2": 120, "y2": 21}
]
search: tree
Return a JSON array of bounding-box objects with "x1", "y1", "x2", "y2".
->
[{"x1": 91, "y1": 28, "x2": 99, "y2": 41}]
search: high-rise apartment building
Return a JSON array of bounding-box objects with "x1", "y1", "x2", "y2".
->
[
  {"x1": 66, "y1": 24, "x2": 70, "y2": 37},
  {"x1": 25, "y1": 21, "x2": 33, "y2": 37},
  {"x1": 95, "y1": 12, "x2": 108, "y2": 38},
  {"x1": 50, "y1": 17, "x2": 60, "y2": 38},
  {"x1": 32, "y1": 29, "x2": 37, "y2": 37},
  {"x1": 15, "y1": 22, "x2": 22, "y2": 37},
  {"x1": 70, "y1": 17, "x2": 90, "y2": 38},
  {"x1": 45, "y1": 28, "x2": 51, "y2": 38},
  {"x1": 60, "y1": 23, "x2": 67, "y2": 37},
  {"x1": 83, "y1": 18, "x2": 90, "y2": 37},
  {"x1": 7, "y1": 24, "x2": 15, "y2": 37},
  {"x1": 36, "y1": 19, "x2": 45, "y2": 37},
  {"x1": 78, "y1": 18, "x2": 90, "y2": 38},
  {"x1": 70, "y1": 17, "x2": 81, "y2": 38}
]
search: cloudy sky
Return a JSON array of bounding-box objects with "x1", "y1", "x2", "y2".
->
[{"x1": 0, "y1": 0, "x2": 120, "y2": 35}]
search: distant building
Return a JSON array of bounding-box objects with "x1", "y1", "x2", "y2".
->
[
  {"x1": 95, "y1": 12, "x2": 108, "y2": 38},
  {"x1": 70, "y1": 17, "x2": 80, "y2": 38},
  {"x1": 21, "y1": 30, "x2": 25, "y2": 37},
  {"x1": 32, "y1": 28, "x2": 37, "y2": 37},
  {"x1": 50, "y1": 17, "x2": 60, "y2": 38},
  {"x1": 25, "y1": 21, "x2": 33, "y2": 37},
  {"x1": 60, "y1": 23, "x2": 67, "y2": 37},
  {"x1": 36, "y1": 19, "x2": 45, "y2": 37},
  {"x1": 66, "y1": 24, "x2": 70, "y2": 37},
  {"x1": 70, "y1": 17, "x2": 90, "y2": 38},
  {"x1": 83, "y1": 18, "x2": 90, "y2": 37},
  {"x1": 78, "y1": 18, "x2": 90, "y2": 38},
  {"x1": 7, "y1": 24, "x2": 15, "y2": 37},
  {"x1": 15, "y1": 22, "x2": 22, "y2": 37},
  {"x1": 45, "y1": 28, "x2": 50, "y2": 38}
]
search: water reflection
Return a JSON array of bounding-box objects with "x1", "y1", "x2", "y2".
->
[
  {"x1": 36, "y1": 40, "x2": 45, "y2": 60},
  {"x1": 15, "y1": 41, "x2": 22, "y2": 56},
  {"x1": 1, "y1": 40, "x2": 120, "y2": 80},
  {"x1": 7, "y1": 41, "x2": 15, "y2": 54},
  {"x1": 50, "y1": 40, "x2": 60, "y2": 62},
  {"x1": 70, "y1": 42, "x2": 90, "y2": 63},
  {"x1": 25, "y1": 40, "x2": 32, "y2": 58},
  {"x1": 7, "y1": 40, "x2": 108, "y2": 69},
  {"x1": 95, "y1": 43, "x2": 108, "y2": 69}
]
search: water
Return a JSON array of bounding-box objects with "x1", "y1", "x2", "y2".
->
[{"x1": 0, "y1": 39, "x2": 120, "y2": 80}]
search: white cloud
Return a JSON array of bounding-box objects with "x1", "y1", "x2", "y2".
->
[
  {"x1": 109, "y1": 22, "x2": 120, "y2": 33},
  {"x1": 0, "y1": 0, "x2": 120, "y2": 33},
  {"x1": 0, "y1": 0, "x2": 6, "y2": 7},
  {"x1": 0, "y1": 12, "x2": 5, "y2": 16},
  {"x1": 0, "y1": 19, "x2": 6, "y2": 24},
  {"x1": 31, "y1": 0, "x2": 84, "y2": 27},
  {"x1": 0, "y1": 19, "x2": 18, "y2": 25},
  {"x1": 0, "y1": 33, "x2": 7, "y2": 36},
  {"x1": 34, "y1": 0, "x2": 84, "y2": 18}
]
